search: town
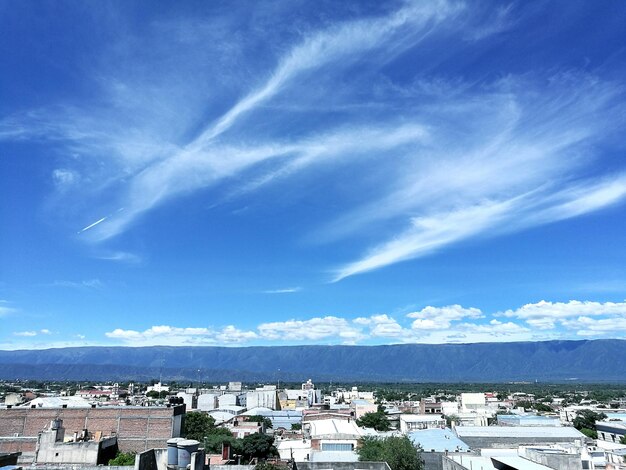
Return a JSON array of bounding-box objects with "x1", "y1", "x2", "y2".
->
[{"x1": 1, "y1": 379, "x2": 626, "y2": 470}]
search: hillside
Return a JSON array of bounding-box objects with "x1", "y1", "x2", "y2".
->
[{"x1": 0, "y1": 339, "x2": 624, "y2": 382}]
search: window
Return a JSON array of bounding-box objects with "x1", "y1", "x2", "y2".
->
[{"x1": 321, "y1": 443, "x2": 354, "y2": 452}]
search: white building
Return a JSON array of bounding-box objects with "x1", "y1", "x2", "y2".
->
[{"x1": 399, "y1": 414, "x2": 446, "y2": 432}]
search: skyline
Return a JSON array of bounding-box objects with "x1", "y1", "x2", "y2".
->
[{"x1": 1, "y1": 0, "x2": 626, "y2": 349}]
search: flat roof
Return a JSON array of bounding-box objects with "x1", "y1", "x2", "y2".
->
[
  {"x1": 408, "y1": 428, "x2": 469, "y2": 452},
  {"x1": 455, "y1": 426, "x2": 584, "y2": 438}
]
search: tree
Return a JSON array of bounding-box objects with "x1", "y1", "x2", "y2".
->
[
  {"x1": 290, "y1": 423, "x2": 302, "y2": 431},
  {"x1": 357, "y1": 410, "x2": 391, "y2": 431},
  {"x1": 358, "y1": 436, "x2": 423, "y2": 470},
  {"x1": 573, "y1": 409, "x2": 607, "y2": 436},
  {"x1": 204, "y1": 429, "x2": 237, "y2": 454},
  {"x1": 240, "y1": 433, "x2": 278, "y2": 463},
  {"x1": 533, "y1": 403, "x2": 553, "y2": 413},
  {"x1": 620, "y1": 435, "x2": 626, "y2": 445},
  {"x1": 146, "y1": 390, "x2": 168, "y2": 399},
  {"x1": 183, "y1": 412, "x2": 216, "y2": 441},
  {"x1": 108, "y1": 451, "x2": 136, "y2": 466},
  {"x1": 445, "y1": 415, "x2": 460, "y2": 427}
]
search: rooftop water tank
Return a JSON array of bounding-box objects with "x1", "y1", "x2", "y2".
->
[
  {"x1": 177, "y1": 439, "x2": 199, "y2": 470},
  {"x1": 167, "y1": 438, "x2": 185, "y2": 467}
]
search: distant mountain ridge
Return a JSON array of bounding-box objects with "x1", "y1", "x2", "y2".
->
[{"x1": 0, "y1": 339, "x2": 624, "y2": 382}]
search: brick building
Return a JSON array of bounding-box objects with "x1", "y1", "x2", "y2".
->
[{"x1": 0, "y1": 405, "x2": 184, "y2": 462}]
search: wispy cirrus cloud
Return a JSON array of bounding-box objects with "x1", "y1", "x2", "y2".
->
[
  {"x1": 262, "y1": 287, "x2": 302, "y2": 294},
  {"x1": 13, "y1": 329, "x2": 51, "y2": 337},
  {"x1": 0, "y1": 1, "x2": 624, "y2": 283}
]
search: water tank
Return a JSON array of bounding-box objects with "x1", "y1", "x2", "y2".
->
[
  {"x1": 177, "y1": 439, "x2": 199, "y2": 470},
  {"x1": 167, "y1": 438, "x2": 185, "y2": 467},
  {"x1": 50, "y1": 419, "x2": 62, "y2": 430}
]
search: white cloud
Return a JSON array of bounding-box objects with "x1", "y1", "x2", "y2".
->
[
  {"x1": 0, "y1": 306, "x2": 17, "y2": 317},
  {"x1": 258, "y1": 316, "x2": 363, "y2": 342},
  {"x1": 51, "y1": 279, "x2": 104, "y2": 289},
  {"x1": 262, "y1": 287, "x2": 301, "y2": 294},
  {"x1": 408, "y1": 305, "x2": 483, "y2": 329},
  {"x1": 561, "y1": 316, "x2": 626, "y2": 336},
  {"x1": 1, "y1": 2, "x2": 623, "y2": 285},
  {"x1": 94, "y1": 251, "x2": 141, "y2": 263},
  {"x1": 13, "y1": 331, "x2": 37, "y2": 337},
  {"x1": 502, "y1": 300, "x2": 626, "y2": 334},
  {"x1": 353, "y1": 314, "x2": 411, "y2": 338},
  {"x1": 94, "y1": 298, "x2": 626, "y2": 347},
  {"x1": 52, "y1": 169, "x2": 79, "y2": 188},
  {"x1": 105, "y1": 324, "x2": 258, "y2": 346}
]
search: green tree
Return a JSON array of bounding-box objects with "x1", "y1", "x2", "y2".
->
[
  {"x1": 183, "y1": 412, "x2": 216, "y2": 441},
  {"x1": 619, "y1": 435, "x2": 626, "y2": 445},
  {"x1": 580, "y1": 428, "x2": 597, "y2": 439},
  {"x1": 358, "y1": 436, "x2": 423, "y2": 470},
  {"x1": 445, "y1": 415, "x2": 460, "y2": 427},
  {"x1": 290, "y1": 423, "x2": 302, "y2": 431},
  {"x1": 240, "y1": 433, "x2": 278, "y2": 462},
  {"x1": 533, "y1": 403, "x2": 553, "y2": 413},
  {"x1": 573, "y1": 409, "x2": 607, "y2": 437},
  {"x1": 108, "y1": 451, "x2": 136, "y2": 466},
  {"x1": 357, "y1": 411, "x2": 391, "y2": 431},
  {"x1": 204, "y1": 428, "x2": 237, "y2": 454}
]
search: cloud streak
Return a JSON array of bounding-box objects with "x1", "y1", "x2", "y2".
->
[{"x1": 0, "y1": 1, "x2": 624, "y2": 283}]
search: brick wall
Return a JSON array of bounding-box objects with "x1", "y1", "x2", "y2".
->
[{"x1": 0, "y1": 406, "x2": 184, "y2": 456}]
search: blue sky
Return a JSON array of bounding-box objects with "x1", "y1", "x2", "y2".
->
[{"x1": 1, "y1": 0, "x2": 626, "y2": 349}]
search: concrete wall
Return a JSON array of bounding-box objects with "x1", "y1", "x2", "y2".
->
[
  {"x1": 460, "y1": 436, "x2": 583, "y2": 450},
  {"x1": 522, "y1": 448, "x2": 582, "y2": 470},
  {"x1": 0, "y1": 406, "x2": 184, "y2": 454},
  {"x1": 441, "y1": 456, "x2": 470, "y2": 470}
]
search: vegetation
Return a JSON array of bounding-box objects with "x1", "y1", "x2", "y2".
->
[
  {"x1": 356, "y1": 407, "x2": 391, "y2": 431},
  {"x1": 108, "y1": 451, "x2": 136, "y2": 466},
  {"x1": 246, "y1": 415, "x2": 273, "y2": 429},
  {"x1": 573, "y1": 409, "x2": 607, "y2": 439},
  {"x1": 146, "y1": 390, "x2": 168, "y2": 399},
  {"x1": 239, "y1": 433, "x2": 279, "y2": 463},
  {"x1": 358, "y1": 436, "x2": 423, "y2": 470},
  {"x1": 290, "y1": 423, "x2": 302, "y2": 431},
  {"x1": 183, "y1": 411, "x2": 217, "y2": 441}
]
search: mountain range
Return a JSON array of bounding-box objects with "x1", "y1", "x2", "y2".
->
[{"x1": 0, "y1": 339, "x2": 624, "y2": 382}]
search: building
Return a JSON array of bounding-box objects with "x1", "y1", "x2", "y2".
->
[
  {"x1": 0, "y1": 404, "x2": 185, "y2": 462},
  {"x1": 497, "y1": 414, "x2": 561, "y2": 427},
  {"x1": 34, "y1": 418, "x2": 118, "y2": 465},
  {"x1": 246, "y1": 388, "x2": 280, "y2": 410},
  {"x1": 454, "y1": 426, "x2": 587, "y2": 450},
  {"x1": 408, "y1": 428, "x2": 470, "y2": 470},
  {"x1": 443, "y1": 454, "x2": 554, "y2": 470},
  {"x1": 460, "y1": 393, "x2": 486, "y2": 413},
  {"x1": 596, "y1": 420, "x2": 626, "y2": 444},
  {"x1": 350, "y1": 399, "x2": 377, "y2": 420},
  {"x1": 399, "y1": 414, "x2": 446, "y2": 432},
  {"x1": 420, "y1": 400, "x2": 443, "y2": 414}
]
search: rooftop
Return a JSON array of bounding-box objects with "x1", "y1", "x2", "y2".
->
[
  {"x1": 455, "y1": 426, "x2": 584, "y2": 439},
  {"x1": 408, "y1": 428, "x2": 469, "y2": 453}
]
